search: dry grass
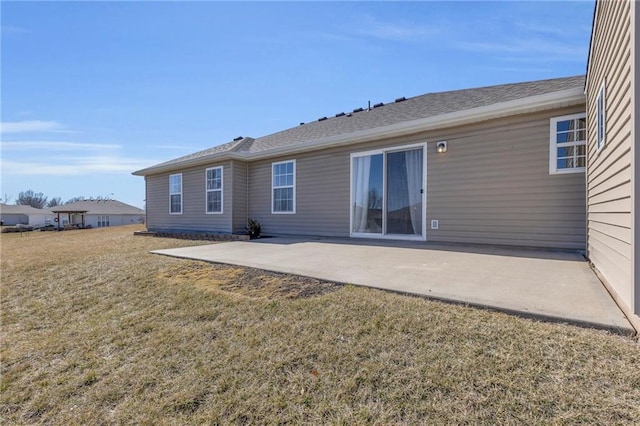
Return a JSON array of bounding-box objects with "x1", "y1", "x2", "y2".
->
[{"x1": 1, "y1": 225, "x2": 640, "y2": 424}]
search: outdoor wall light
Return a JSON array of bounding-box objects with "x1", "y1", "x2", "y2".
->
[{"x1": 436, "y1": 141, "x2": 448, "y2": 153}]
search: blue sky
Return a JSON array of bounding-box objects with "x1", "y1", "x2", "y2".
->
[{"x1": 1, "y1": 1, "x2": 594, "y2": 208}]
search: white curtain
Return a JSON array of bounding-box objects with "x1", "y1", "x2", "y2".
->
[
  {"x1": 352, "y1": 156, "x2": 371, "y2": 233},
  {"x1": 405, "y1": 149, "x2": 422, "y2": 235}
]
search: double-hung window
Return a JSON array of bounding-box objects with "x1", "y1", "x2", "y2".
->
[
  {"x1": 206, "y1": 166, "x2": 223, "y2": 214},
  {"x1": 596, "y1": 82, "x2": 606, "y2": 150},
  {"x1": 549, "y1": 113, "x2": 586, "y2": 174},
  {"x1": 169, "y1": 173, "x2": 182, "y2": 214},
  {"x1": 272, "y1": 160, "x2": 295, "y2": 214}
]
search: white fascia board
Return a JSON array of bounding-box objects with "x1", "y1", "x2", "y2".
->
[
  {"x1": 132, "y1": 154, "x2": 243, "y2": 176},
  {"x1": 133, "y1": 88, "x2": 585, "y2": 176}
]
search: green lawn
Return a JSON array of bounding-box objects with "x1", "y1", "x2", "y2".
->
[{"x1": 2, "y1": 225, "x2": 639, "y2": 424}]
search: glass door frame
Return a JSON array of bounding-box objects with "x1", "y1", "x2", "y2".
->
[{"x1": 349, "y1": 142, "x2": 427, "y2": 241}]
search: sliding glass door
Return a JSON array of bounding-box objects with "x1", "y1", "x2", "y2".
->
[{"x1": 351, "y1": 144, "x2": 425, "y2": 240}]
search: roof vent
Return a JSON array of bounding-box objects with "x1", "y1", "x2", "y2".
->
[
  {"x1": 318, "y1": 116, "x2": 328, "y2": 121},
  {"x1": 353, "y1": 107, "x2": 364, "y2": 113},
  {"x1": 373, "y1": 102, "x2": 384, "y2": 108},
  {"x1": 233, "y1": 136, "x2": 243, "y2": 141},
  {"x1": 335, "y1": 112, "x2": 346, "y2": 117},
  {"x1": 395, "y1": 97, "x2": 406, "y2": 103}
]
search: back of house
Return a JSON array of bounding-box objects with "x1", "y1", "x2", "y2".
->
[
  {"x1": 135, "y1": 76, "x2": 587, "y2": 250},
  {"x1": 134, "y1": 0, "x2": 639, "y2": 329}
]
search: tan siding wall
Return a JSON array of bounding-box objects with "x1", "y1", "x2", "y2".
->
[
  {"x1": 248, "y1": 106, "x2": 586, "y2": 248},
  {"x1": 635, "y1": 0, "x2": 640, "y2": 314},
  {"x1": 232, "y1": 160, "x2": 249, "y2": 233},
  {"x1": 145, "y1": 161, "x2": 233, "y2": 233},
  {"x1": 586, "y1": 0, "x2": 634, "y2": 309},
  {"x1": 427, "y1": 110, "x2": 585, "y2": 249},
  {"x1": 248, "y1": 150, "x2": 350, "y2": 236}
]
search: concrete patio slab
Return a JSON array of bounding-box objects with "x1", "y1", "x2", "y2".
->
[{"x1": 152, "y1": 237, "x2": 634, "y2": 334}]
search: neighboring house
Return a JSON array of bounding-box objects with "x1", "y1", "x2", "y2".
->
[
  {"x1": 133, "y1": 0, "x2": 639, "y2": 325},
  {"x1": 50, "y1": 199, "x2": 144, "y2": 228},
  {"x1": 134, "y1": 75, "x2": 587, "y2": 250},
  {"x1": 585, "y1": 0, "x2": 639, "y2": 327},
  {"x1": 0, "y1": 204, "x2": 53, "y2": 227}
]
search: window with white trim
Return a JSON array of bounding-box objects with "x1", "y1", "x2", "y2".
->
[
  {"x1": 98, "y1": 215, "x2": 110, "y2": 227},
  {"x1": 272, "y1": 160, "x2": 295, "y2": 213},
  {"x1": 596, "y1": 83, "x2": 606, "y2": 150},
  {"x1": 549, "y1": 113, "x2": 586, "y2": 174},
  {"x1": 206, "y1": 166, "x2": 223, "y2": 214},
  {"x1": 169, "y1": 173, "x2": 182, "y2": 214}
]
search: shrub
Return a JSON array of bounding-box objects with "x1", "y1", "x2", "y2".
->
[{"x1": 246, "y1": 219, "x2": 261, "y2": 239}]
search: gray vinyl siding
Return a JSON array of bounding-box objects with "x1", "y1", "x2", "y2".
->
[
  {"x1": 248, "y1": 106, "x2": 586, "y2": 249},
  {"x1": 248, "y1": 151, "x2": 350, "y2": 236},
  {"x1": 0, "y1": 214, "x2": 28, "y2": 226},
  {"x1": 145, "y1": 161, "x2": 233, "y2": 233},
  {"x1": 232, "y1": 160, "x2": 249, "y2": 233},
  {"x1": 635, "y1": 0, "x2": 640, "y2": 315},
  {"x1": 81, "y1": 214, "x2": 144, "y2": 227},
  {"x1": 586, "y1": 0, "x2": 634, "y2": 312},
  {"x1": 427, "y1": 110, "x2": 585, "y2": 249}
]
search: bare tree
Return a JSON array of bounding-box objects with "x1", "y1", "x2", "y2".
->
[
  {"x1": 65, "y1": 196, "x2": 86, "y2": 204},
  {"x1": 16, "y1": 190, "x2": 48, "y2": 209},
  {"x1": 47, "y1": 197, "x2": 63, "y2": 208},
  {"x1": 65, "y1": 195, "x2": 111, "y2": 204}
]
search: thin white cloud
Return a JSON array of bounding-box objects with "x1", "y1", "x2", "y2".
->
[
  {"x1": 349, "y1": 15, "x2": 439, "y2": 42},
  {"x1": 156, "y1": 145, "x2": 202, "y2": 151},
  {"x1": 1, "y1": 156, "x2": 160, "y2": 176},
  {"x1": 1, "y1": 138, "x2": 160, "y2": 176},
  {"x1": 514, "y1": 21, "x2": 591, "y2": 38},
  {"x1": 1, "y1": 141, "x2": 121, "y2": 151},
  {"x1": 1, "y1": 120, "x2": 62, "y2": 134},
  {"x1": 455, "y1": 39, "x2": 585, "y2": 61},
  {"x1": 1, "y1": 25, "x2": 28, "y2": 35},
  {"x1": 482, "y1": 66, "x2": 554, "y2": 73}
]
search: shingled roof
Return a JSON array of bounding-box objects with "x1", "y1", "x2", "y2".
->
[
  {"x1": 51, "y1": 199, "x2": 144, "y2": 215},
  {"x1": 0, "y1": 204, "x2": 51, "y2": 215},
  {"x1": 134, "y1": 75, "x2": 585, "y2": 176}
]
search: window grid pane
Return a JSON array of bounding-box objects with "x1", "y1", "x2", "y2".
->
[
  {"x1": 272, "y1": 161, "x2": 295, "y2": 212},
  {"x1": 170, "y1": 174, "x2": 182, "y2": 213},
  {"x1": 170, "y1": 194, "x2": 181, "y2": 213},
  {"x1": 207, "y1": 191, "x2": 222, "y2": 213},
  {"x1": 170, "y1": 175, "x2": 181, "y2": 194},
  {"x1": 553, "y1": 115, "x2": 586, "y2": 172},
  {"x1": 206, "y1": 168, "x2": 223, "y2": 213}
]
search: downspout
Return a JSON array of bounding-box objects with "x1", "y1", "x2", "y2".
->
[
  {"x1": 632, "y1": 0, "x2": 640, "y2": 317},
  {"x1": 229, "y1": 161, "x2": 234, "y2": 233},
  {"x1": 246, "y1": 162, "x2": 250, "y2": 229},
  {"x1": 145, "y1": 176, "x2": 149, "y2": 229}
]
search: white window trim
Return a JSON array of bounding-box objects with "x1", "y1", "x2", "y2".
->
[
  {"x1": 349, "y1": 142, "x2": 427, "y2": 242},
  {"x1": 596, "y1": 81, "x2": 606, "y2": 151},
  {"x1": 205, "y1": 166, "x2": 224, "y2": 214},
  {"x1": 98, "y1": 215, "x2": 110, "y2": 227},
  {"x1": 549, "y1": 113, "x2": 586, "y2": 175},
  {"x1": 169, "y1": 173, "x2": 183, "y2": 215},
  {"x1": 271, "y1": 159, "x2": 296, "y2": 214}
]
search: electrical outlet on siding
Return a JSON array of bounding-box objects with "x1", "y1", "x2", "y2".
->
[{"x1": 431, "y1": 220, "x2": 439, "y2": 230}]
